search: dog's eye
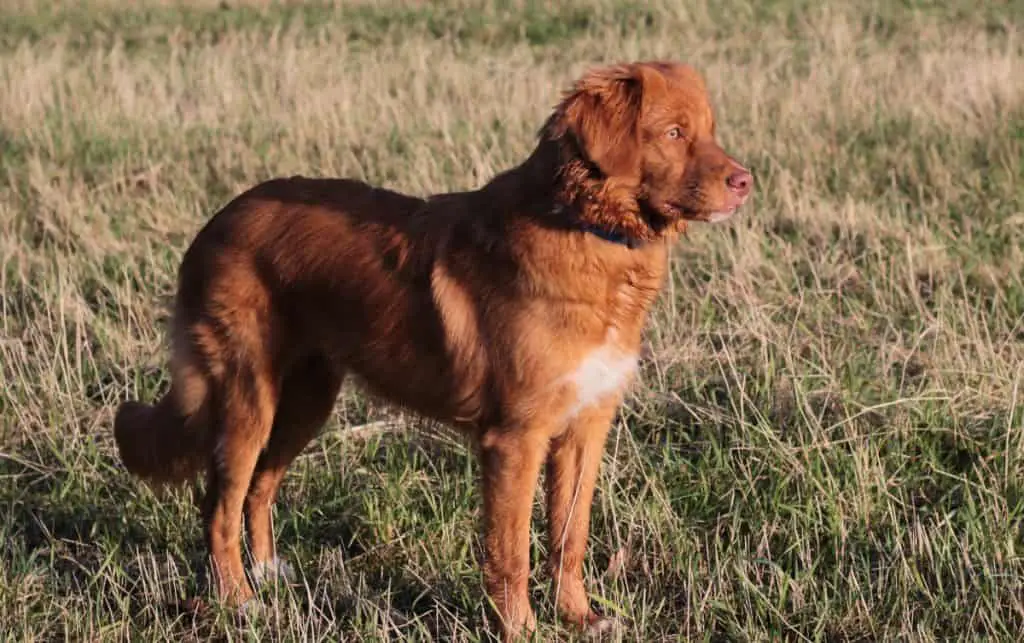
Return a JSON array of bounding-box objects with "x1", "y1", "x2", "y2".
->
[{"x1": 666, "y1": 127, "x2": 683, "y2": 140}]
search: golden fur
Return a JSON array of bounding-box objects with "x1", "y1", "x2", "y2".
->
[{"x1": 113, "y1": 60, "x2": 752, "y2": 639}]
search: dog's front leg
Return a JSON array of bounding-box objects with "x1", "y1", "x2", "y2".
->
[
  {"x1": 545, "y1": 400, "x2": 619, "y2": 635},
  {"x1": 478, "y1": 427, "x2": 548, "y2": 640}
]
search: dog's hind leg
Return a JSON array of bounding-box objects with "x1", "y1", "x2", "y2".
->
[
  {"x1": 245, "y1": 355, "x2": 344, "y2": 587},
  {"x1": 200, "y1": 360, "x2": 278, "y2": 609}
]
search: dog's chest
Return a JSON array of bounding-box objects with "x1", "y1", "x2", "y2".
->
[
  {"x1": 563, "y1": 336, "x2": 638, "y2": 419},
  {"x1": 551, "y1": 264, "x2": 661, "y2": 422}
]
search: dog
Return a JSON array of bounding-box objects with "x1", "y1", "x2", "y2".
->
[{"x1": 113, "y1": 60, "x2": 752, "y2": 639}]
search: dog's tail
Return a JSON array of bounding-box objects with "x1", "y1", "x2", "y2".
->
[{"x1": 114, "y1": 366, "x2": 212, "y2": 488}]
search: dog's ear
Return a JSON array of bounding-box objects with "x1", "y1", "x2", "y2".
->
[{"x1": 550, "y1": 63, "x2": 664, "y2": 179}]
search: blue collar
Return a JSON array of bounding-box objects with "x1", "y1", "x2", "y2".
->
[
  {"x1": 580, "y1": 223, "x2": 643, "y2": 249},
  {"x1": 551, "y1": 203, "x2": 645, "y2": 249}
]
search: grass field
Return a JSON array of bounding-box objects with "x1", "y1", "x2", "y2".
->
[{"x1": 1, "y1": 0, "x2": 1022, "y2": 640}]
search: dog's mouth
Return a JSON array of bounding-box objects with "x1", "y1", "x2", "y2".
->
[
  {"x1": 638, "y1": 190, "x2": 750, "y2": 233},
  {"x1": 694, "y1": 199, "x2": 745, "y2": 222},
  {"x1": 702, "y1": 208, "x2": 739, "y2": 223},
  {"x1": 654, "y1": 202, "x2": 737, "y2": 223},
  {"x1": 665, "y1": 192, "x2": 749, "y2": 223}
]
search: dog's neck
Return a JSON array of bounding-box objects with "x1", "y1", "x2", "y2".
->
[
  {"x1": 475, "y1": 136, "x2": 686, "y2": 247},
  {"x1": 525, "y1": 137, "x2": 684, "y2": 247},
  {"x1": 577, "y1": 222, "x2": 643, "y2": 249},
  {"x1": 548, "y1": 202, "x2": 642, "y2": 249},
  {"x1": 550, "y1": 154, "x2": 655, "y2": 247}
]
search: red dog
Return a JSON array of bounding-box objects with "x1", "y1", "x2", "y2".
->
[{"x1": 114, "y1": 60, "x2": 752, "y2": 639}]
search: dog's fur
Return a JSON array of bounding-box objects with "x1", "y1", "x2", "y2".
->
[{"x1": 114, "y1": 61, "x2": 752, "y2": 639}]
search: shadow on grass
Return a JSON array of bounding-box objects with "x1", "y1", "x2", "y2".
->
[
  {"x1": 0, "y1": 425, "x2": 490, "y2": 639},
  {"x1": 267, "y1": 427, "x2": 489, "y2": 639}
]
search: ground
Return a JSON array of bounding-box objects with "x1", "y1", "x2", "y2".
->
[{"x1": 1, "y1": 0, "x2": 1022, "y2": 641}]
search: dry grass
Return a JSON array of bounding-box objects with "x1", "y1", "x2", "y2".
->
[{"x1": 1, "y1": 1, "x2": 1022, "y2": 641}]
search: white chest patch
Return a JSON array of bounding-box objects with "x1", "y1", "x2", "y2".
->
[{"x1": 563, "y1": 342, "x2": 639, "y2": 419}]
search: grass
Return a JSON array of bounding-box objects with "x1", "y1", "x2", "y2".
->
[{"x1": 1, "y1": 0, "x2": 1022, "y2": 640}]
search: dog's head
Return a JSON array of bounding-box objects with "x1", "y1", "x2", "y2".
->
[{"x1": 544, "y1": 61, "x2": 752, "y2": 241}]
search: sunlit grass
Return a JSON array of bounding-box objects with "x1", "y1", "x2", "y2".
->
[{"x1": 1, "y1": 1, "x2": 1022, "y2": 640}]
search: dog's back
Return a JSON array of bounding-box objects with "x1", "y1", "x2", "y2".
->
[{"x1": 114, "y1": 175, "x2": 482, "y2": 486}]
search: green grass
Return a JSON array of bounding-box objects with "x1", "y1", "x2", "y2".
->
[
  {"x1": 0, "y1": 1, "x2": 662, "y2": 52},
  {"x1": 1, "y1": 0, "x2": 1023, "y2": 640}
]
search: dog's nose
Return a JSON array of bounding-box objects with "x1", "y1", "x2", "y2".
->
[{"x1": 726, "y1": 169, "x2": 752, "y2": 198}]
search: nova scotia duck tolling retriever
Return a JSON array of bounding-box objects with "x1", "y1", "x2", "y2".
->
[{"x1": 113, "y1": 60, "x2": 753, "y2": 639}]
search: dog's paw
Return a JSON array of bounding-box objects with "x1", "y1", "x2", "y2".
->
[
  {"x1": 583, "y1": 615, "x2": 621, "y2": 639},
  {"x1": 250, "y1": 556, "x2": 296, "y2": 587},
  {"x1": 179, "y1": 596, "x2": 209, "y2": 616},
  {"x1": 237, "y1": 596, "x2": 263, "y2": 619},
  {"x1": 178, "y1": 595, "x2": 262, "y2": 625}
]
